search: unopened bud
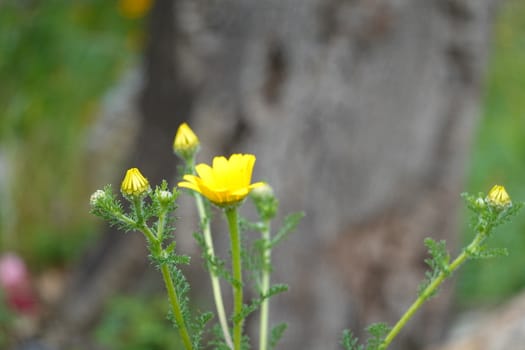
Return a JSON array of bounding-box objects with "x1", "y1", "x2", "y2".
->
[
  {"x1": 173, "y1": 122, "x2": 200, "y2": 160},
  {"x1": 121, "y1": 168, "x2": 150, "y2": 197},
  {"x1": 487, "y1": 185, "x2": 511, "y2": 207},
  {"x1": 157, "y1": 190, "x2": 173, "y2": 205},
  {"x1": 90, "y1": 190, "x2": 106, "y2": 207},
  {"x1": 475, "y1": 197, "x2": 486, "y2": 209},
  {"x1": 250, "y1": 183, "x2": 274, "y2": 201}
]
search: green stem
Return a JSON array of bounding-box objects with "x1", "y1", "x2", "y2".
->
[
  {"x1": 225, "y1": 207, "x2": 243, "y2": 350},
  {"x1": 157, "y1": 211, "x2": 166, "y2": 241},
  {"x1": 148, "y1": 237, "x2": 193, "y2": 350},
  {"x1": 115, "y1": 212, "x2": 138, "y2": 228},
  {"x1": 259, "y1": 221, "x2": 271, "y2": 350},
  {"x1": 131, "y1": 199, "x2": 193, "y2": 350},
  {"x1": 133, "y1": 197, "x2": 145, "y2": 223},
  {"x1": 159, "y1": 261, "x2": 194, "y2": 350},
  {"x1": 195, "y1": 193, "x2": 233, "y2": 348},
  {"x1": 379, "y1": 233, "x2": 486, "y2": 349}
]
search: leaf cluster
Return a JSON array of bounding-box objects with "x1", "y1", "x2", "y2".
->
[
  {"x1": 462, "y1": 192, "x2": 523, "y2": 238},
  {"x1": 91, "y1": 182, "x2": 219, "y2": 348},
  {"x1": 208, "y1": 325, "x2": 233, "y2": 350},
  {"x1": 417, "y1": 238, "x2": 450, "y2": 298},
  {"x1": 269, "y1": 323, "x2": 288, "y2": 350},
  {"x1": 269, "y1": 212, "x2": 304, "y2": 249},
  {"x1": 193, "y1": 232, "x2": 233, "y2": 284},
  {"x1": 340, "y1": 323, "x2": 391, "y2": 350},
  {"x1": 89, "y1": 185, "x2": 135, "y2": 232},
  {"x1": 233, "y1": 196, "x2": 302, "y2": 349},
  {"x1": 242, "y1": 212, "x2": 304, "y2": 290},
  {"x1": 233, "y1": 284, "x2": 288, "y2": 323},
  {"x1": 461, "y1": 193, "x2": 523, "y2": 260},
  {"x1": 165, "y1": 263, "x2": 214, "y2": 349},
  {"x1": 190, "y1": 311, "x2": 214, "y2": 350},
  {"x1": 166, "y1": 265, "x2": 191, "y2": 329}
]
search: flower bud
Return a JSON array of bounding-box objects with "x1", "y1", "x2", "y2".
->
[
  {"x1": 487, "y1": 185, "x2": 511, "y2": 207},
  {"x1": 250, "y1": 183, "x2": 277, "y2": 220},
  {"x1": 158, "y1": 190, "x2": 172, "y2": 201},
  {"x1": 121, "y1": 168, "x2": 150, "y2": 197},
  {"x1": 173, "y1": 122, "x2": 200, "y2": 161},
  {"x1": 474, "y1": 197, "x2": 486, "y2": 209},
  {"x1": 157, "y1": 190, "x2": 174, "y2": 206},
  {"x1": 90, "y1": 189, "x2": 106, "y2": 207},
  {"x1": 250, "y1": 183, "x2": 274, "y2": 201}
]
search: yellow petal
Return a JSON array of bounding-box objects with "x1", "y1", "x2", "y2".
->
[
  {"x1": 180, "y1": 153, "x2": 261, "y2": 206},
  {"x1": 195, "y1": 164, "x2": 217, "y2": 186},
  {"x1": 121, "y1": 168, "x2": 150, "y2": 196},
  {"x1": 249, "y1": 182, "x2": 266, "y2": 190}
]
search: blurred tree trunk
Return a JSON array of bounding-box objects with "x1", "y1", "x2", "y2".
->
[
  {"x1": 44, "y1": 1, "x2": 498, "y2": 350},
  {"x1": 171, "y1": 1, "x2": 497, "y2": 349}
]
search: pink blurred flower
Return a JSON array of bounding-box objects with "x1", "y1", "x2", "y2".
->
[{"x1": 0, "y1": 253, "x2": 37, "y2": 314}]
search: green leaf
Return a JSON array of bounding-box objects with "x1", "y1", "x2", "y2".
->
[
  {"x1": 418, "y1": 238, "x2": 450, "y2": 297},
  {"x1": 341, "y1": 329, "x2": 364, "y2": 350},
  {"x1": 471, "y1": 246, "x2": 509, "y2": 259},
  {"x1": 233, "y1": 284, "x2": 288, "y2": 323},
  {"x1": 239, "y1": 217, "x2": 266, "y2": 233},
  {"x1": 493, "y1": 201, "x2": 524, "y2": 228},
  {"x1": 208, "y1": 324, "x2": 233, "y2": 350},
  {"x1": 270, "y1": 323, "x2": 288, "y2": 350},
  {"x1": 365, "y1": 323, "x2": 390, "y2": 350},
  {"x1": 270, "y1": 212, "x2": 304, "y2": 248},
  {"x1": 191, "y1": 311, "x2": 213, "y2": 349}
]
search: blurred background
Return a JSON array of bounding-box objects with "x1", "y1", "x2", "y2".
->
[{"x1": 1, "y1": 0, "x2": 525, "y2": 349}]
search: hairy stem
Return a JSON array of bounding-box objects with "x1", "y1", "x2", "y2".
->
[
  {"x1": 132, "y1": 199, "x2": 193, "y2": 350},
  {"x1": 160, "y1": 261, "x2": 194, "y2": 350},
  {"x1": 226, "y1": 207, "x2": 243, "y2": 350},
  {"x1": 379, "y1": 232, "x2": 486, "y2": 349}
]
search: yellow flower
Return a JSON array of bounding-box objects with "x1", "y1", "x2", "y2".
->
[
  {"x1": 487, "y1": 185, "x2": 511, "y2": 207},
  {"x1": 173, "y1": 122, "x2": 200, "y2": 160},
  {"x1": 178, "y1": 154, "x2": 265, "y2": 206},
  {"x1": 118, "y1": 0, "x2": 152, "y2": 19},
  {"x1": 121, "y1": 168, "x2": 150, "y2": 196}
]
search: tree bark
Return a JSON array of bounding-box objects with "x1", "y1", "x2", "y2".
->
[
  {"x1": 44, "y1": 0, "x2": 499, "y2": 349},
  {"x1": 169, "y1": 0, "x2": 497, "y2": 349}
]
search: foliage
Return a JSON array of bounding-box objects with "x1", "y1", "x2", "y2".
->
[
  {"x1": 90, "y1": 120, "x2": 306, "y2": 350},
  {"x1": 340, "y1": 323, "x2": 391, "y2": 350},
  {"x1": 269, "y1": 323, "x2": 288, "y2": 350},
  {"x1": 95, "y1": 294, "x2": 181, "y2": 350},
  {"x1": 417, "y1": 239, "x2": 450, "y2": 298},
  {"x1": 269, "y1": 212, "x2": 304, "y2": 249},
  {"x1": 341, "y1": 329, "x2": 363, "y2": 350},
  {"x1": 0, "y1": 1, "x2": 144, "y2": 267},
  {"x1": 341, "y1": 191, "x2": 522, "y2": 349}
]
